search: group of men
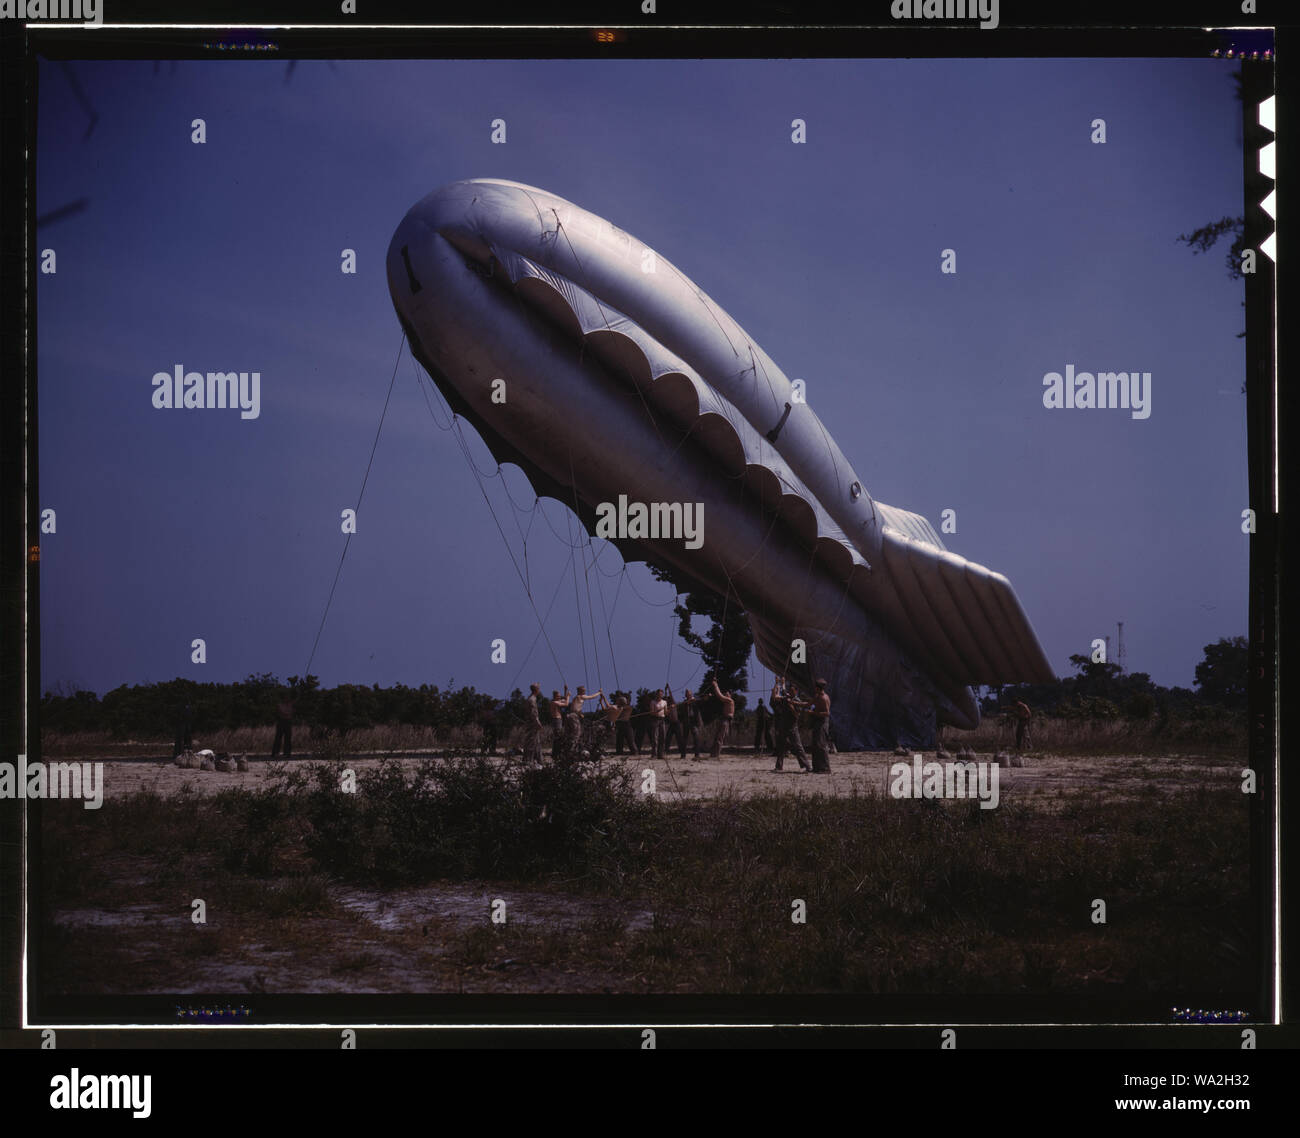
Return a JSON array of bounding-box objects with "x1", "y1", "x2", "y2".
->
[
  {"x1": 763, "y1": 677, "x2": 833, "y2": 773},
  {"x1": 520, "y1": 675, "x2": 834, "y2": 773}
]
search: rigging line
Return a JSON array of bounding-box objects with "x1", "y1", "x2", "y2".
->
[
  {"x1": 405, "y1": 364, "x2": 527, "y2": 593},
  {"x1": 507, "y1": 557, "x2": 576, "y2": 693},
  {"x1": 568, "y1": 448, "x2": 603, "y2": 691},
  {"x1": 658, "y1": 741, "x2": 686, "y2": 801},
  {"x1": 305, "y1": 328, "x2": 406, "y2": 679},
  {"x1": 519, "y1": 490, "x2": 539, "y2": 595},
  {"x1": 695, "y1": 553, "x2": 736, "y2": 692},
  {"x1": 409, "y1": 350, "x2": 455, "y2": 432},
  {"x1": 500, "y1": 473, "x2": 538, "y2": 515},
  {"x1": 454, "y1": 423, "x2": 508, "y2": 481},
  {"x1": 717, "y1": 573, "x2": 731, "y2": 687},
  {"x1": 664, "y1": 591, "x2": 678, "y2": 685},
  {"x1": 522, "y1": 189, "x2": 549, "y2": 234},
  {"x1": 579, "y1": 524, "x2": 604, "y2": 691},
  {"x1": 609, "y1": 559, "x2": 625, "y2": 619},
  {"x1": 587, "y1": 528, "x2": 631, "y2": 574},
  {"x1": 589, "y1": 535, "x2": 621, "y2": 691},
  {"x1": 588, "y1": 535, "x2": 627, "y2": 578},
  {"x1": 495, "y1": 466, "x2": 533, "y2": 581},
  {"x1": 781, "y1": 540, "x2": 824, "y2": 680},
  {"x1": 564, "y1": 506, "x2": 591, "y2": 684},
  {"x1": 749, "y1": 343, "x2": 782, "y2": 408},
  {"x1": 441, "y1": 411, "x2": 535, "y2": 573},
  {"x1": 427, "y1": 396, "x2": 567, "y2": 684},
  {"x1": 522, "y1": 492, "x2": 538, "y2": 545},
  {"x1": 621, "y1": 564, "x2": 678, "y2": 608},
  {"x1": 607, "y1": 561, "x2": 625, "y2": 688},
  {"x1": 465, "y1": 435, "x2": 567, "y2": 681},
  {"x1": 723, "y1": 504, "x2": 782, "y2": 580},
  {"x1": 675, "y1": 652, "x2": 705, "y2": 690},
  {"x1": 814, "y1": 552, "x2": 863, "y2": 643},
  {"x1": 535, "y1": 495, "x2": 590, "y2": 550}
]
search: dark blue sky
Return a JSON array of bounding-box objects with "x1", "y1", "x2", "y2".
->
[{"x1": 36, "y1": 57, "x2": 1247, "y2": 700}]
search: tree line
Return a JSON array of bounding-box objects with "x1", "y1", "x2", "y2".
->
[
  {"x1": 40, "y1": 674, "x2": 506, "y2": 739},
  {"x1": 40, "y1": 638, "x2": 1248, "y2": 739},
  {"x1": 980, "y1": 636, "x2": 1248, "y2": 723}
]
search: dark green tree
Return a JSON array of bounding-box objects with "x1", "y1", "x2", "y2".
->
[
  {"x1": 1176, "y1": 215, "x2": 1246, "y2": 284},
  {"x1": 1067, "y1": 653, "x2": 1123, "y2": 697},
  {"x1": 647, "y1": 560, "x2": 751, "y2": 708},
  {"x1": 1194, "y1": 636, "x2": 1249, "y2": 708}
]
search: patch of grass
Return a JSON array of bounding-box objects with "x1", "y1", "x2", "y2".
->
[
  {"x1": 36, "y1": 751, "x2": 1254, "y2": 997},
  {"x1": 951, "y1": 713, "x2": 1245, "y2": 758},
  {"x1": 226, "y1": 875, "x2": 336, "y2": 918}
]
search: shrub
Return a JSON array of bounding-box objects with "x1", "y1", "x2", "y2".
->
[{"x1": 285, "y1": 750, "x2": 655, "y2": 886}]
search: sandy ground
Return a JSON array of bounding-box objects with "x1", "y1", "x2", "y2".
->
[
  {"x1": 49, "y1": 882, "x2": 659, "y2": 995},
  {"x1": 80, "y1": 748, "x2": 1240, "y2": 803}
]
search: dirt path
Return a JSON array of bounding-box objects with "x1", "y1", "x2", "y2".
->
[{"x1": 83, "y1": 749, "x2": 1240, "y2": 802}]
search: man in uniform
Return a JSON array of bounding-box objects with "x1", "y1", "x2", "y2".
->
[
  {"x1": 597, "y1": 691, "x2": 621, "y2": 752},
  {"x1": 565, "y1": 686, "x2": 603, "y2": 758},
  {"x1": 549, "y1": 686, "x2": 569, "y2": 758},
  {"x1": 271, "y1": 690, "x2": 293, "y2": 758},
  {"x1": 809, "y1": 679, "x2": 832, "y2": 773},
  {"x1": 649, "y1": 689, "x2": 668, "y2": 758},
  {"x1": 753, "y1": 698, "x2": 774, "y2": 754},
  {"x1": 524, "y1": 682, "x2": 544, "y2": 763},
  {"x1": 1011, "y1": 699, "x2": 1032, "y2": 751},
  {"x1": 680, "y1": 688, "x2": 703, "y2": 759},
  {"x1": 614, "y1": 693, "x2": 639, "y2": 755},
  {"x1": 710, "y1": 677, "x2": 735, "y2": 757},
  {"x1": 664, "y1": 685, "x2": 685, "y2": 759},
  {"x1": 770, "y1": 678, "x2": 810, "y2": 772}
]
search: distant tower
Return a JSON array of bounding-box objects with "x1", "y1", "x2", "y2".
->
[{"x1": 1117, "y1": 621, "x2": 1126, "y2": 674}]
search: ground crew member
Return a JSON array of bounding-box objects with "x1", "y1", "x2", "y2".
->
[
  {"x1": 524, "y1": 683, "x2": 544, "y2": 763},
  {"x1": 770, "y1": 678, "x2": 810, "y2": 771},
  {"x1": 664, "y1": 686, "x2": 685, "y2": 758},
  {"x1": 1012, "y1": 699, "x2": 1032, "y2": 750},
  {"x1": 710, "y1": 677, "x2": 735, "y2": 757},
  {"x1": 753, "y1": 699, "x2": 774, "y2": 753},
  {"x1": 549, "y1": 686, "x2": 569, "y2": 758},
  {"x1": 271, "y1": 692, "x2": 293, "y2": 758},
  {"x1": 681, "y1": 688, "x2": 703, "y2": 759},
  {"x1": 809, "y1": 679, "x2": 832, "y2": 773},
  {"x1": 614, "y1": 694, "x2": 638, "y2": 755},
  {"x1": 649, "y1": 689, "x2": 668, "y2": 758}
]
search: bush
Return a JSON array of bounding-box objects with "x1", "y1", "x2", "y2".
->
[
  {"x1": 284, "y1": 751, "x2": 655, "y2": 886},
  {"x1": 1125, "y1": 691, "x2": 1156, "y2": 720}
]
